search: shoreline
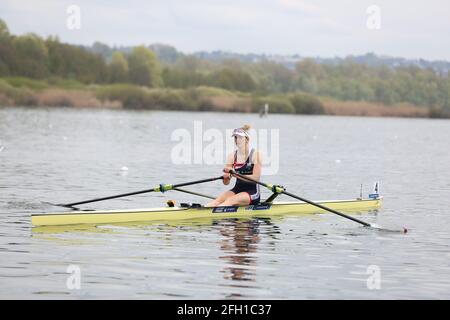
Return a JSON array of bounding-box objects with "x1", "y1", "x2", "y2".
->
[
  {"x1": 1, "y1": 79, "x2": 448, "y2": 119},
  {"x1": 2, "y1": 104, "x2": 448, "y2": 122}
]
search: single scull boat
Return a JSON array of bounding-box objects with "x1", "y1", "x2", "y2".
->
[
  {"x1": 32, "y1": 174, "x2": 389, "y2": 228},
  {"x1": 33, "y1": 173, "x2": 407, "y2": 232},
  {"x1": 32, "y1": 197, "x2": 381, "y2": 227}
]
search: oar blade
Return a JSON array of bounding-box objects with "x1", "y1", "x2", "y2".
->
[
  {"x1": 369, "y1": 223, "x2": 408, "y2": 233},
  {"x1": 42, "y1": 201, "x2": 80, "y2": 211}
]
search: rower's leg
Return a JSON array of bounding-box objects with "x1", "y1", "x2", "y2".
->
[
  {"x1": 205, "y1": 191, "x2": 235, "y2": 207},
  {"x1": 219, "y1": 192, "x2": 251, "y2": 206}
]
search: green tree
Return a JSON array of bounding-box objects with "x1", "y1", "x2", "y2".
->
[
  {"x1": 46, "y1": 37, "x2": 108, "y2": 83},
  {"x1": 148, "y1": 44, "x2": 180, "y2": 63},
  {"x1": 208, "y1": 68, "x2": 255, "y2": 92},
  {"x1": 295, "y1": 59, "x2": 325, "y2": 79},
  {"x1": 175, "y1": 55, "x2": 207, "y2": 73},
  {"x1": 0, "y1": 19, "x2": 9, "y2": 37},
  {"x1": 128, "y1": 46, "x2": 162, "y2": 87},
  {"x1": 13, "y1": 33, "x2": 49, "y2": 78},
  {"x1": 0, "y1": 19, "x2": 15, "y2": 76},
  {"x1": 92, "y1": 41, "x2": 112, "y2": 60},
  {"x1": 109, "y1": 51, "x2": 128, "y2": 83},
  {"x1": 250, "y1": 60, "x2": 293, "y2": 93}
]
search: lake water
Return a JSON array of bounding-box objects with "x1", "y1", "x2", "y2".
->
[{"x1": 0, "y1": 106, "x2": 449, "y2": 299}]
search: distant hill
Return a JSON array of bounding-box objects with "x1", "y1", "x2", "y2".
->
[
  {"x1": 84, "y1": 43, "x2": 450, "y2": 74},
  {"x1": 314, "y1": 53, "x2": 450, "y2": 75},
  {"x1": 192, "y1": 51, "x2": 450, "y2": 74}
]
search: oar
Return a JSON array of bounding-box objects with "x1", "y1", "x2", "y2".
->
[
  {"x1": 229, "y1": 170, "x2": 407, "y2": 233},
  {"x1": 52, "y1": 176, "x2": 223, "y2": 208}
]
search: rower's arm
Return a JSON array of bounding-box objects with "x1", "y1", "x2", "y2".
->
[
  {"x1": 224, "y1": 153, "x2": 234, "y2": 173},
  {"x1": 244, "y1": 150, "x2": 262, "y2": 181},
  {"x1": 222, "y1": 153, "x2": 234, "y2": 184}
]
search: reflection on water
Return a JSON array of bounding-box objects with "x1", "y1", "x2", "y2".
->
[{"x1": 219, "y1": 219, "x2": 264, "y2": 282}]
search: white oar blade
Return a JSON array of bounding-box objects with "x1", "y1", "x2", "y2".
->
[{"x1": 369, "y1": 223, "x2": 408, "y2": 233}]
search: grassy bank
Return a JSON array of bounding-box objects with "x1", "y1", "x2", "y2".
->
[
  {"x1": 0, "y1": 77, "x2": 446, "y2": 118},
  {"x1": 0, "y1": 78, "x2": 324, "y2": 114},
  {"x1": 322, "y1": 99, "x2": 429, "y2": 118}
]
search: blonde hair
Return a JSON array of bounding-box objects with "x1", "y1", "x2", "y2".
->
[{"x1": 242, "y1": 124, "x2": 251, "y2": 140}]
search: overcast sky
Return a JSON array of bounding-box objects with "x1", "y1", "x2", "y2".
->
[{"x1": 1, "y1": 0, "x2": 449, "y2": 60}]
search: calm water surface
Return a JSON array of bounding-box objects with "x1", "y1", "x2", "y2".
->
[{"x1": 0, "y1": 107, "x2": 449, "y2": 299}]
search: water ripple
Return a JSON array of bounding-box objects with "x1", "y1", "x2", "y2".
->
[{"x1": 1, "y1": 108, "x2": 449, "y2": 298}]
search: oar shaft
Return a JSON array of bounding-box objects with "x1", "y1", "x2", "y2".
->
[
  {"x1": 62, "y1": 176, "x2": 223, "y2": 207},
  {"x1": 64, "y1": 189, "x2": 153, "y2": 207},
  {"x1": 172, "y1": 176, "x2": 223, "y2": 189},
  {"x1": 281, "y1": 190, "x2": 370, "y2": 227},
  {"x1": 231, "y1": 171, "x2": 370, "y2": 227}
]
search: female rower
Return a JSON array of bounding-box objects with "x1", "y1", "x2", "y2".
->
[{"x1": 206, "y1": 124, "x2": 262, "y2": 207}]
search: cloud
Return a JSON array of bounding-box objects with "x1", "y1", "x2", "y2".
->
[
  {"x1": 278, "y1": 0, "x2": 321, "y2": 14},
  {"x1": 0, "y1": 0, "x2": 449, "y2": 59},
  {"x1": 169, "y1": 2, "x2": 266, "y2": 29}
]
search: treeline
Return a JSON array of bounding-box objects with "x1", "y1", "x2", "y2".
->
[
  {"x1": 1, "y1": 18, "x2": 449, "y2": 115},
  {"x1": 0, "y1": 20, "x2": 160, "y2": 86},
  {"x1": 294, "y1": 60, "x2": 450, "y2": 108}
]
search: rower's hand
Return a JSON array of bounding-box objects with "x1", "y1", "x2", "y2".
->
[{"x1": 222, "y1": 168, "x2": 232, "y2": 185}]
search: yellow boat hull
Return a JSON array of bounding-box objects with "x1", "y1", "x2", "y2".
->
[{"x1": 32, "y1": 198, "x2": 382, "y2": 227}]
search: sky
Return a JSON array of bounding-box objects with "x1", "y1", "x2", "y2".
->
[{"x1": 1, "y1": 0, "x2": 449, "y2": 61}]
